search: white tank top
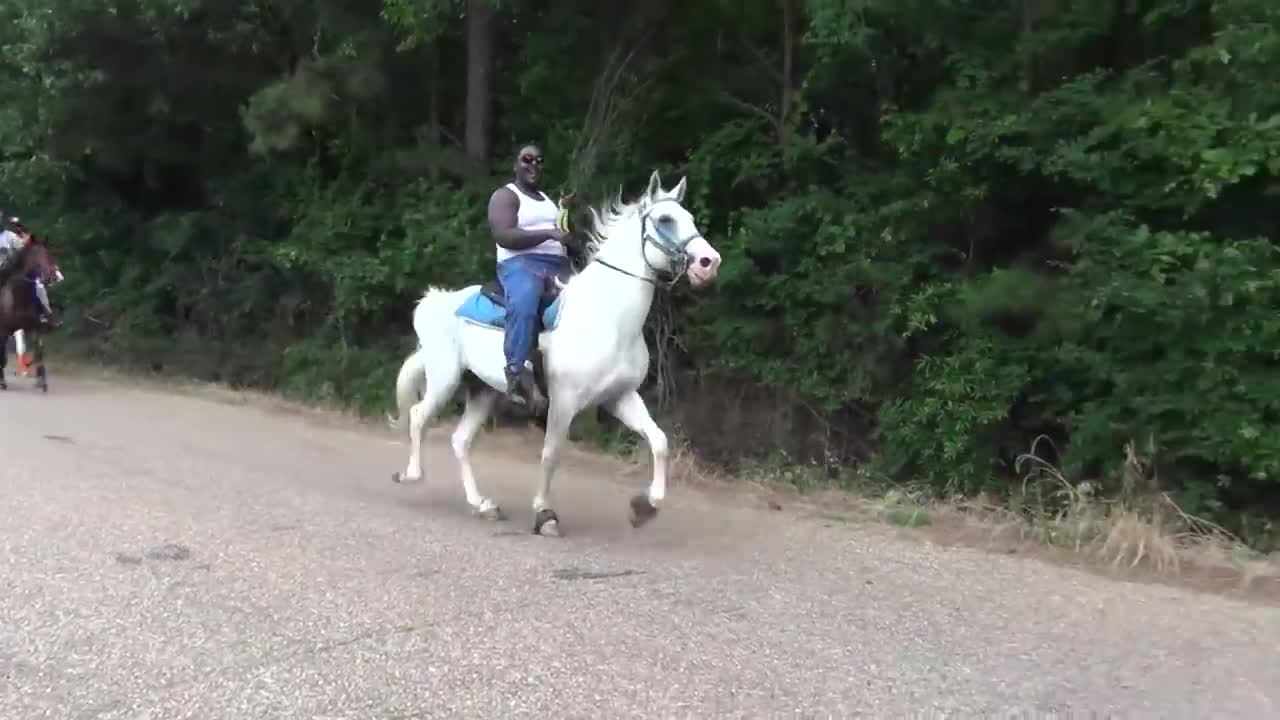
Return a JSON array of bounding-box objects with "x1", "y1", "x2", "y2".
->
[
  {"x1": 0, "y1": 230, "x2": 21, "y2": 261},
  {"x1": 496, "y1": 182, "x2": 564, "y2": 262},
  {"x1": 0, "y1": 230, "x2": 21, "y2": 252}
]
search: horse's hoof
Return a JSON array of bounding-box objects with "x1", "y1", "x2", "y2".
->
[
  {"x1": 533, "y1": 508, "x2": 561, "y2": 537},
  {"x1": 629, "y1": 494, "x2": 659, "y2": 528},
  {"x1": 475, "y1": 502, "x2": 506, "y2": 521},
  {"x1": 391, "y1": 471, "x2": 423, "y2": 485}
]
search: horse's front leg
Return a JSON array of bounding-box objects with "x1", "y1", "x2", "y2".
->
[
  {"x1": 0, "y1": 332, "x2": 8, "y2": 390},
  {"x1": 532, "y1": 386, "x2": 580, "y2": 537},
  {"x1": 33, "y1": 334, "x2": 46, "y2": 392},
  {"x1": 604, "y1": 389, "x2": 669, "y2": 528}
]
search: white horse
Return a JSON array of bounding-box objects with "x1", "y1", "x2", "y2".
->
[{"x1": 388, "y1": 171, "x2": 722, "y2": 536}]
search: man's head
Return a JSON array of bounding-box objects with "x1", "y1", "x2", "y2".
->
[
  {"x1": 7, "y1": 217, "x2": 29, "y2": 240},
  {"x1": 513, "y1": 143, "x2": 544, "y2": 189}
]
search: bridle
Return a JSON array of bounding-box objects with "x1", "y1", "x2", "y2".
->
[{"x1": 592, "y1": 198, "x2": 703, "y2": 289}]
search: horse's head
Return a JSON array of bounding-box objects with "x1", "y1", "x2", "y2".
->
[
  {"x1": 637, "y1": 172, "x2": 721, "y2": 288},
  {"x1": 22, "y1": 236, "x2": 61, "y2": 286}
]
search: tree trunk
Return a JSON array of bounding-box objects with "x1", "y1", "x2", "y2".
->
[
  {"x1": 464, "y1": 0, "x2": 494, "y2": 166},
  {"x1": 779, "y1": 0, "x2": 795, "y2": 162},
  {"x1": 428, "y1": 40, "x2": 441, "y2": 182},
  {"x1": 1020, "y1": 0, "x2": 1037, "y2": 93}
]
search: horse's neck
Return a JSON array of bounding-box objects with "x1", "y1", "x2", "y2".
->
[
  {"x1": 566, "y1": 219, "x2": 657, "y2": 338},
  {"x1": 0, "y1": 252, "x2": 27, "y2": 288}
]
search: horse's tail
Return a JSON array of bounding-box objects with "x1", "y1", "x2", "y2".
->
[
  {"x1": 387, "y1": 285, "x2": 467, "y2": 434},
  {"x1": 387, "y1": 348, "x2": 426, "y2": 433}
]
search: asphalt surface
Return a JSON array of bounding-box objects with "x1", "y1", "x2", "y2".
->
[{"x1": 2, "y1": 374, "x2": 1279, "y2": 719}]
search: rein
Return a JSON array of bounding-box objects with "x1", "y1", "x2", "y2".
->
[{"x1": 592, "y1": 257, "x2": 658, "y2": 286}]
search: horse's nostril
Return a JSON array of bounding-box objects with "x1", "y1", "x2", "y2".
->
[{"x1": 698, "y1": 257, "x2": 712, "y2": 268}]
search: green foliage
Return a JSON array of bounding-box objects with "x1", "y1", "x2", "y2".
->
[{"x1": 3, "y1": 0, "x2": 1280, "y2": 548}]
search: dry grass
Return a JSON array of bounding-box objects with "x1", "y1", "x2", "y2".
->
[
  {"x1": 1000, "y1": 437, "x2": 1273, "y2": 577},
  {"x1": 863, "y1": 436, "x2": 1280, "y2": 600},
  {"x1": 611, "y1": 429, "x2": 1280, "y2": 602}
]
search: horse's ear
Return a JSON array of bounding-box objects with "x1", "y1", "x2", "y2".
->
[
  {"x1": 671, "y1": 176, "x2": 687, "y2": 203},
  {"x1": 646, "y1": 170, "x2": 662, "y2": 199}
]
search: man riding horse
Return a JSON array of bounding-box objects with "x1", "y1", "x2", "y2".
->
[
  {"x1": 486, "y1": 143, "x2": 577, "y2": 410},
  {"x1": 0, "y1": 217, "x2": 57, "y2": 329}
]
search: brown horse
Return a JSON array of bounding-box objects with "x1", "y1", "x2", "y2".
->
[{"x1": 0, "y1": 236, "x2": 61, "y2": 392}]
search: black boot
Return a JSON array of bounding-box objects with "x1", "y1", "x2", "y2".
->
[{"x1": 504, "y1": 364, "x2": 547, "y2": 415}]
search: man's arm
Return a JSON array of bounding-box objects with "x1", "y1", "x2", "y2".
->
[{"x1": 488, "y1": 187, "x2": 565, "y2": 250}]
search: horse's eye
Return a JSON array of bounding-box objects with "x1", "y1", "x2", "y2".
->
[{"x1": 657, "y1": 215, "x2": 674, "y2": 225}]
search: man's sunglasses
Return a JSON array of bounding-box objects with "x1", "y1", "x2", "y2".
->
[{"x1": 520, "y1": 155, "x2": 544, "y2": 165}]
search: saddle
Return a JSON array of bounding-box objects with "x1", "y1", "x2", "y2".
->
[{"x1": 480, "y1": 265, "x2": 575, "y2": 314}]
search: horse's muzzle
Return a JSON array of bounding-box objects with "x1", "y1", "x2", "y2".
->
[{"x1": 685, "y1": 236, "x2": 721, "y2": 287}]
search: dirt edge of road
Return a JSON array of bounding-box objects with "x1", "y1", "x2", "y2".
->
[{"x1": 35, "y1": 358, "x2": 1280, "y2": 607}]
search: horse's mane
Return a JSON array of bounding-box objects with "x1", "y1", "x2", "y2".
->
[{"x1": 579, "y1": 185, "x2": 648, "y2": 265}]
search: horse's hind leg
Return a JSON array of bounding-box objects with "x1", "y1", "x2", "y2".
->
[
  {"x1": 451, "y1": 381, "x2": 502, "y2": 519},
  {"x1": 13, "y1": 330, "x2": 25, "y2": 375},
  {"x1": 0, "y1": 333, "x2": 7, "y2": 390},
  {"x1": 391, "y1": 360, "x2": 460, "y2": 485}
]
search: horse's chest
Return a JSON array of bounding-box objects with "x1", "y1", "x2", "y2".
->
[{"x1": 550, "y1": 336, "x2": 648, "y2": 398}]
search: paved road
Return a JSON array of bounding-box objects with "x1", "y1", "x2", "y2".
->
[{"x1": 2, "y1": 375, "x2": 1278, "y2": 719}]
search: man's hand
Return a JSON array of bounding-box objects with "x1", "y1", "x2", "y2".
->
[{"x1": 550, "y1": 228, "x2": 573, "y2": 246}]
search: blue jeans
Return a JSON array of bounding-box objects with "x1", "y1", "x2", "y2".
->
[{"x1": 497, "y1": 253, "x2": 569, "y2": 371}]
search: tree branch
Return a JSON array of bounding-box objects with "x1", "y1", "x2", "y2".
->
[{"x1": 716, "y1": 91, "x2": 783, "y2": 131}]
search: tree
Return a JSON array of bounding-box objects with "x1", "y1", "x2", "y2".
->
[{"x1": 464, "y1": 0, "x2": 494, "y2": 164}]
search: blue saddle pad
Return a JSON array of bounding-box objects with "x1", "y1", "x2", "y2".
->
[{"x1": 455, "y1": 288, "x2": 563, "y2": 330}]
